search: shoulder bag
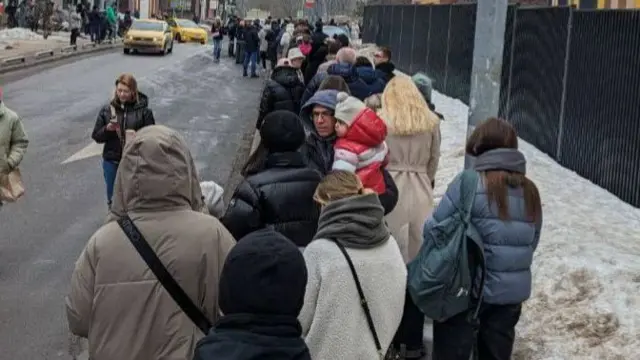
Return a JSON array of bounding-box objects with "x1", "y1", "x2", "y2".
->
[
  {"x1": 117, "y1": 215, "x2": 212, "y2": 334},
  {"x1": 329, "y1": 239, "x2": 386, "y2": 359}
]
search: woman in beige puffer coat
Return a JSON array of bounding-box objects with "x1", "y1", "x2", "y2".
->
[{"x1": 66, "y1": 125, "x2": 235, "y2": 360}]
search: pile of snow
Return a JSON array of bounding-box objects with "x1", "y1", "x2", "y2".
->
[
  {"x1": 0, "y1": 28, "x2": 71, "y2": 50},
  {"x1": 432, "y1": 91, "x2": 640, "y2": 359},
  {"x1": 0, "y1": 28, "x2": 44, "y2": 41}
]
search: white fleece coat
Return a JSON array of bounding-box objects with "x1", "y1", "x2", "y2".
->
[{"x1": 299, "y1": 238, "x2": 407, "y2": 360}]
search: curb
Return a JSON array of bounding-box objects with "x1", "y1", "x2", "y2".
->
[{"x1": 0, "y1": 41, "x2": 123, "y2": 74}]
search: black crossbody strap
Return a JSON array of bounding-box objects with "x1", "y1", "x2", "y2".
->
[
  {"x1": 330, "y1": 239, "x2": 382, "y2": 352},
  {"x1": 117, "y1": 215, "x2": 212, "y2": 334}
]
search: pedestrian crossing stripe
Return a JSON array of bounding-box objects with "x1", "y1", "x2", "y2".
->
[{"x1": 61, "y1": 142, "x2": 103, "y2": 165}]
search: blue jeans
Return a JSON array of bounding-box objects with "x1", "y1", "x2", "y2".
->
[
  {"x1": 213, "y1": 39, "x2": 222, "y2": 60},
  {"x1": 243, "y1": 51, "x2": 258, "y2": 76},
  {"x1": 102, "y1": 160, "x2": 118, "y2": 205}
]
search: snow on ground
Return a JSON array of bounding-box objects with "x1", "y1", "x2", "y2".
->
[
  {"x1": 0, "y1": 28, "x2": 69, "y2": 49},
  {"x1": 0, "y1": 28, "x2": 45, "y2": 41},
  {"x1": 432, "y1": 91, "x2": 640, "y2": 359}
]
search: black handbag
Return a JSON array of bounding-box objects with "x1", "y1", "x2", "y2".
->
[{"x1": 117, "y1": 215, "x2": 212, "y2": 334}]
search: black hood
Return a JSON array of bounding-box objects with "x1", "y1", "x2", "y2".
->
[
  {"x1": 218, "y1": 228, "x2": 308, "y2": 317},
  {"x1": 194, "y1": 314, "x2": 311, "y2": 360},
  {"x1": 110, "y1": 91, "x2": 150, "y2": 111},
  {"x1": 271, "y1": 66, "x2": 303, "y2": 88}
]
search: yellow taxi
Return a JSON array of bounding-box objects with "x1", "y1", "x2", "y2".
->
[
  {"x1": 123, "y1": 19, "x2": 174, "y2": 55},
  {"x1": 167, "y1": 18, "x2": 208, "y2": 44}
]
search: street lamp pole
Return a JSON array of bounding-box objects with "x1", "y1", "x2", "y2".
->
[{"x1": 465, "y1": 0, "x2": 509, "y2": 169}]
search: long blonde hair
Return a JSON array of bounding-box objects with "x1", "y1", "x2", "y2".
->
[
  {"x1": 379, "y1": 76, "x2": 439, "y2": 136},
  {"x1": 313, "y1": 170, "x2": 364, "y2": 206}
]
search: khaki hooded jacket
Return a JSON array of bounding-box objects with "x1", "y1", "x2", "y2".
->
[
  {"x1": 0, "y1": 102, "x2": 28, "y2": 175},
  {"x1": 66, "y1": 125, "x2": 235, "y2": 360}
]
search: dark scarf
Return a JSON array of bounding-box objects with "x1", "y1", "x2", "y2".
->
[
  {"x1": 313, "y1": 193, "x2": 389, "y2": 248},
  {"x1": 472, "y1": 148, "x2": 527, "y2": 174}
]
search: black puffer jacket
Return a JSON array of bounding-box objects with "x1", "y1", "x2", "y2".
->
[
  {"x1": 91, "y1": 92, "x2": 155, "y2": 162},
  {"x1": 220, "y1": 151, "x2": 322, "y2": 247},
  {"x1": 257, "y1": 67, "x2": 305, "y2": 129},
  {"x1": 244, "y1": 25, "x2": 260, "y2": 52}
]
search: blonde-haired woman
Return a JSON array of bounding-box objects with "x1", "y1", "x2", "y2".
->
[
  {"x1": 92, "y1": 73, "x2": 155, "y2": 209},
  {"x1": 299, "y1": 170, "x2": 406, "y2": 360},
  {"x1": 379, "y1": 75, "x2": 441, "y2": 359}
]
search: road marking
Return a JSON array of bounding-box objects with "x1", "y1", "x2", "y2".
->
[{"x1": 61, "y1": 142, "x2": 103, "y2": 165}]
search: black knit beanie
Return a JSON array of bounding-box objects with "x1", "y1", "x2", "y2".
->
[{"x1": 218, "y1": 229, "x2": 308, "y2": 317}]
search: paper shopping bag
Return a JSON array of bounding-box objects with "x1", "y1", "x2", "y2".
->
[{"x1": 0, "y1": 169, "x2": 25, "y2": 202}]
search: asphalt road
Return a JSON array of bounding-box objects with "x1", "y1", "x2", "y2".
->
[{"x1": 0, "y1": 43, "x2": 261, "y2": 359}]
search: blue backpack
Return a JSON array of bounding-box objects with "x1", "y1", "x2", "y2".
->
[{"x1": 407, "y1": 170, "x2": 486, "y2": 322}]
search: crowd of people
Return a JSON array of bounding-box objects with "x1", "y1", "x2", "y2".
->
[
  {"x1": 1, "y1": 1, "x2": 131, "y2": 45},
  {"x1": 0, "y1": 16, "x2": 544, "y2": 360}
]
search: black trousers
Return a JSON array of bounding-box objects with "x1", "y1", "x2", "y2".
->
[
  {"x1": 70, "y1": 28, "x2": 80, "y2": 46},
  {"x1": 433, "y1": 303, "x2": 522, "y2": 360},
  {"x1": 392, "y1": 289, "x2": 425, "y2": 357},
  {"x1": 259, "y1": 51, "x2": 267, "y2": 69},
  {"x1": 228, "y1": 38, "x2": 235, "y2": 56}
]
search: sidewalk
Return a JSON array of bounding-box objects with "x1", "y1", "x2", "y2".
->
[{"x1": 1, "y1": 29, "x2": 91, "y2": 59}]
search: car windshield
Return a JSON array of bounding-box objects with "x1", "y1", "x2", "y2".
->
[
  {"x1": 323, "y1": 25, "x2": 349, "y2": 39},
  {"x1": 177, "y1": 19, "x2": 198, "y2": 28},
  {"x1": 130, "y1": 21, "x2": 164, "y2": 31}
]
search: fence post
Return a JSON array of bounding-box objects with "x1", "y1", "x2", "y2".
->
[
  {"x1": 409, "y1": 5, "x2": 418, "y2": 74},
  {"x1": 465, "y1": 0, "x2": 509, "y2": 169},
  {"x1": 555, "y1": 6, "x2": 575, "y2": 163},
  {"x1": 443, "y1": 5, "x2": 453, "y2": 94},
  {"x1": 505, "y1": 5, "x2": 519, "y2": 119},
  {"x1": 398, "y1": 6, "x2": 404, "y2": 64},
  {"x1": 426, "y1": 6, "x2": 433, "y2": 66},
  {"x1": 388, "y1": 6, "x2": 395, "y2": 48}
]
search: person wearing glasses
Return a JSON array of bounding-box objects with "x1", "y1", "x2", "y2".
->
[
  {"x1": 373, "y1": 46, "x2": 396, "y2": 84},
  {"x1": 299, "y1": 89, "x2": 398, "y2": 215}
]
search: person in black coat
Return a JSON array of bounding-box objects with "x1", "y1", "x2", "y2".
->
[
  {"x1": 88, "y1": 6, "x2": 101, "y2": 43},
  {"x1": 92, "y1": 74, "x2": 155, "y2": 208},
  {"x1": 256, "y1": 61, "x2": 305, "y2": 129},
  {"x1": 243, "y1": 20, "x2": 261, "y2": 78},
  {"x1": 374, "y1": 46, "x2": 396, "y2": 84},
  {"x1": 194, "y1": 228, "x2": 311, "y2": 360},
  {"x1": 226, "y1": 17, "x2": 237, "y2": 56},
  {"x1": 265, "y1": 21, "x2": 280, "y2": 68},
  {"x1": 221, "y1": 111, "x2": 322, "y2": 247}
]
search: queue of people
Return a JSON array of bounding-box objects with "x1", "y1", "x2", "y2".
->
[{"x1": 61, "y1": 25, "x2": 543, "y2": 360}]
